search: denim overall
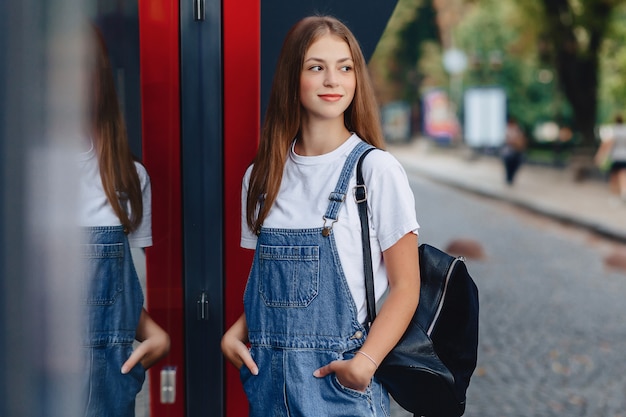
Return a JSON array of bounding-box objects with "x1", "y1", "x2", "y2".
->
[
  {"x1": 82, "y1": 226, "x2": 145, "y2": 417},
  {"x1": 242, "y1": 142, "x2": 390, "y2": 416}
]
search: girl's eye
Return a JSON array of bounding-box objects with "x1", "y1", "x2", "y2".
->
[
  {"x1": 340, "y1": 65, "x2": 353, "y2": 72},
  {"x1": 309, "y1": 65, "x2": 323, "y2": 72}
]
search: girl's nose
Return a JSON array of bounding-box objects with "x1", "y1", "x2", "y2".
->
[{"x1": 323, "y1": 70, "x2": 339, "y2": 87}]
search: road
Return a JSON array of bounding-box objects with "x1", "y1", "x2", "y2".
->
[{"x1": 391, "y1": 173, "x2": 626, "y2": 417}]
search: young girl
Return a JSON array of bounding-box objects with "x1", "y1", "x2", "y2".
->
[
  {"x1": 80, "y1": 26, "x2": 170, "y2": 417},
  {"x1": 221, "y1": 15, "x2": 420, "y2": 416}
]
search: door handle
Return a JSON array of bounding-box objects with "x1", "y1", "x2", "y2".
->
[
  {"x1": 194, "y1": 0, "x2": 205, "y2": 21},
  {"x1": 197, "y1": 291, "x2": 209, "y2": 320}
]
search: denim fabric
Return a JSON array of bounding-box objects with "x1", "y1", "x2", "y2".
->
[
  {"x1": 243, "y1": 142, "x2": 390, "y2": 416},
  {"x1": 81, "y1": 226, "x2": 145, "y2": 417}
]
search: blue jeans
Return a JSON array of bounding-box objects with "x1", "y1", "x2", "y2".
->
[
  {"x1": 502, "y1": 149, "x2": 523, "y2": 184},
  {"x1": 81, "y1": 226, "x2": 145, "y2": 417},
  {"x1": 242, "y1": 142, "x2": 390, "y2": 416}
]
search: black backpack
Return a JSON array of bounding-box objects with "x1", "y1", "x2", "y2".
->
[{"x1": 356, "y1": 148, "x2": 479, "y2": 416}]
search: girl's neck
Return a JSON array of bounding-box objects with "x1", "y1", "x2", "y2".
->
[{"x1": 296, "y1": 119, "x2": 351, "y2": 156}]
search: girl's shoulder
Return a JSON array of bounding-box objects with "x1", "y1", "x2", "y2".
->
[
  {"x1": 133, "y1": 160, "x2": 151, "y2": 185},
  {"x1": 242, "y1": 163, "x2": 254, "y2": 187},
  {"x1": 359, "y1": 146, "x2": 404, "y2": 176}
]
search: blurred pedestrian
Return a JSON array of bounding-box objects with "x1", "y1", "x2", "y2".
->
[
  {"x1": 80, "y1": 25, "x2": 170, "y2": 416},
  {"x1": 501, "y1": 116, "x2": 527, "y2": 185},
  {"x1": 595, "y1": 114, "x2": 626, "y2": 202},
  {"x1": 220, "y1": 15, "x2": 420, "y2": 416}
]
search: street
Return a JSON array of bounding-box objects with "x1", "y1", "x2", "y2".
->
[{"x1": 391, "y1": 173, "x2": 626, "y2": 417}]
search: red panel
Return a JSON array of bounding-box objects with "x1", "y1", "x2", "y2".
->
[
  {"x1": 223, "y1": 0, "x2": 260, "y2": 415},
  {"x1": 138, "y1": 1, "x2": 185, "y2": 416}
]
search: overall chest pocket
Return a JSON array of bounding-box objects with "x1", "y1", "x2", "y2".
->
[
  {"x1": 82, "y1": 243, "x2": 124, "y2": 305},
  {"x1": 258, "y1": 245, "x2": 319, "y2": 307}
]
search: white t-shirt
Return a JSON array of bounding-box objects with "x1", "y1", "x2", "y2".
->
[
  {"x1": 611, "y1": 124, "x2": 626, "y2": 161},
  {"x1": 78, "y1": 143, "x2": 152, "y2": 248},
  {"x1": 241, "y1": 134, "x2": 419, "y2": 323}
]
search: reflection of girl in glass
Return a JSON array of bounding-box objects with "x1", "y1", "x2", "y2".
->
[{"x1": 80, "y1": 26, "x2": 170, "y2": 416}]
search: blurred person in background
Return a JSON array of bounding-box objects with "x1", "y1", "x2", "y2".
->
[
  {"x1": 595, "y1": 114, "x2": 626, "y2": 203},
  {"x1": 501, "y1": 115, "x2": 527, "y2": 185},
  {"x1": 80, "y1": 25, "x2": 170, "y2": 416}
]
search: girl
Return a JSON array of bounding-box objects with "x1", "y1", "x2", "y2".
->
[
  {"x1": 221, "y1": 15, "x2": 420, "y2": 416},
  {"x1": 80, "y1": 26, "x2": 170, "y2": 416}
]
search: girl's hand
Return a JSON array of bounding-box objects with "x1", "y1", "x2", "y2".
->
[
  {"x1": 122, "y1": 309, "x2": 170, "y2": 374},
  {"x1": 313, "y1": 353, "x2": 377, "y2": 392},
  {"x1": 221, "y1": 314, "x2": 259, "y2": 375},
  {"x1": 313, "y1": 233, "x2": 419, "y2": 392}
]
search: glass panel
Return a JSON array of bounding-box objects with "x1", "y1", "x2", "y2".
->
[{"x1": 1, "y1": 1, "x2": 86, "y2": 416}]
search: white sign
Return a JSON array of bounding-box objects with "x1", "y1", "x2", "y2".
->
[{"x1": 463, "y1": 87, "x2": 506, "y2": 147}]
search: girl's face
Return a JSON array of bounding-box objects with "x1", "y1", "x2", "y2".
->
[{"x1": 299, "y1": 34, "x2": 356, "y2": 124}]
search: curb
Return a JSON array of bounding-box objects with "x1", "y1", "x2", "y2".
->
[{"x1": 418, "y1": 170, "x2": 626, "y2": 244}]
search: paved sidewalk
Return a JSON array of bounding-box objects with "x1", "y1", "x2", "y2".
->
[{"x1": 387, "y1": 138, "x2": 626, "y2": 243}]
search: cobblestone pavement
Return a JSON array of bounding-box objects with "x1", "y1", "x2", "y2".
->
[{"x1": 389, "y1": 169, "x2": 626, "y2": 417}]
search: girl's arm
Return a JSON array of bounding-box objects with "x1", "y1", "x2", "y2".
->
[
  {"x1": 314, "y1": 232, "x2": 420, "y2": 390},
  {"x1": 121, "y1": 308, "x2": 171, "y2": 374},
  {"x1": 221, "y1": 313, "x2": 259, "y2": 375},
  {"x1": 595, "y1": 139, "x2": 614, "y2": 166}
]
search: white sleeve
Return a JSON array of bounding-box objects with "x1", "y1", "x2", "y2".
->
[
  {"x1": 128, "y1": 162, "x2": 153, "y2": 248},
  {"x1": 240, "y1": 165, "x2": 257, "y2": 249},
  {"x1": 363, "y1": 151, "x2": 419, "y2": 252}
]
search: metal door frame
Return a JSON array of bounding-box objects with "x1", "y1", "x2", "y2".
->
[{"x1": 180, "y1": 0, "x2": 224, "y2": 415}]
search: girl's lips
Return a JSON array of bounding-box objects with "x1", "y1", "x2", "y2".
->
[{"x1": 318, "y1": 94, "x2": 342, "y2": 102}]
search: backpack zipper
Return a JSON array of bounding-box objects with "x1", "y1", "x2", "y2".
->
[{"x1": 426, "y1": 256, "x2": 465, "y2": 336}]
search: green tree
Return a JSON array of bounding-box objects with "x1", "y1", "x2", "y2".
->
[
  {"x1": 375, "y1": 0, "x2": 626, "y2": 159},
  {"x1": 453, "y1": 0, "x2": 572, "y2": 134},
  {"x1": 598, "y1": 2, "x2": 626, "y2": 121},
  {"x1": 535, "y1": 0, "x2": 625, "y2": 149},
  {"x1": 392, "y1": 0, "x2": 439, "y2": 104},
  {"x1": 370, "y1": 0, "x2": 440, "y2": 135}
]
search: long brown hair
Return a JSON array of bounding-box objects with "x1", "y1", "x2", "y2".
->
[
  {"x1": 89, "y1": 26, "x2": 143, "y2": 232},
  {"x1": 246, "y1": 15, "x2": 384, "y2": 233}
]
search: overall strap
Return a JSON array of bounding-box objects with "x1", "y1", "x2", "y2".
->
[{"x1": 322, "y1": 141, "x2": 374, "y2": 235}]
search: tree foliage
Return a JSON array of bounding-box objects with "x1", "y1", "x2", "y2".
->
[
  {"x1": 457, "y1": 0, "x2": 626, "y2": 147},
  {"x1": 598, "y1": 2, "x2": 626, "y2": 121},
  {"x1": 373, "y1": 0, "x2": 626, "y2": 151},
  {"x1": 454, "y1": 0, "x2": 571, "y2": 134},
  {"x1": 370, "y1": 0, "x2": 439, "y2": 104},
  {"x1": 534, "y1": 0, "x2": 622, "y2": 147}
]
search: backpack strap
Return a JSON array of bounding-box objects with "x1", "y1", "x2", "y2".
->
[{"x1": 354, "y1": 147, "x2": 378, "y2": 328}]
